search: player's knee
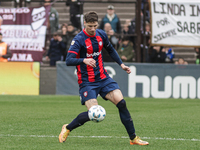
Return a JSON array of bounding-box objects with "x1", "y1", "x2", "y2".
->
[{"x1": 116, "y1": 99, "x2": 127, "y2": 109}]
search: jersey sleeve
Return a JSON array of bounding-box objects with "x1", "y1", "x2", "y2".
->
[
  {"x1": 100, "y1": 30, "x2": 123, "y2": 65},
  {"x1": 66, "y1": 35, "x2": 84, "y2": 66}
]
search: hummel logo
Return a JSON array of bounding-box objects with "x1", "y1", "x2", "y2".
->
[{"x1": 86, "y1": 45, "x2": 91, "y2": 48}]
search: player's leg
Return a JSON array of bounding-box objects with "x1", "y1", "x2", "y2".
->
[
  {"x1": 99, "y1": 77, "x2": 149, "y2": 145},
  {"x1": 66, "y1": 99, "x2": 98, "y2": 131},
  {"x1": 105, "y1": 89, "x2": 136, "y2": 139},
  {"x1": 59, "y1": 85, "x2": 99, "y2": 143},
  {"x1": 105, "y1": 89, "x2": 148, "y2": 145},
  {"x1": 59, "y1": 99, "x2": 97, "y2": 143}
]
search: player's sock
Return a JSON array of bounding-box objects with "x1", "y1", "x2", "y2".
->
[
  {"x1": 66, "y1": 111, "x2": 90, "y2": 131},
  {"x1": 116, "y1": 99, "x2": 136, "y2": 140}
]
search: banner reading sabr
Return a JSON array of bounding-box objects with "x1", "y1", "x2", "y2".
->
[
  {"x1": 0, "y1": 6, "x2": 51, "y2": 62},
  {"x1": 150, "y1": 0, "x2": 200, "y2": 47}
]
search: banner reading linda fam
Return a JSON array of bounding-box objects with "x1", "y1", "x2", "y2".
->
[
  {"x1": 150, "y1": 0, "x2": 200, "y2": 47},
  {"x1": 0, "y1": 6, "x2": 50, "y2": 61}
]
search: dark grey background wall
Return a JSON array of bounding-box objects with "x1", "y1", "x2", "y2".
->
[{"x1": 40, "y1": 66, "x2": 57, "y2": 95}]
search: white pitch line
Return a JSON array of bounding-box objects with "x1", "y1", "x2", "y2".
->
[{"x1": 0, "y1": 134, "x2": 200, "y2": 142}]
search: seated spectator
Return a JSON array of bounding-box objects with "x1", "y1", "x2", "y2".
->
[
  {"x1": 141, "y1": 0, "x2": 150, "y2": 23},
  {"x1": 104, "y1": 22, "x2": 118, "y2": 48},
  {"x1": 175, "y1": 57, "x2": 188, "y2": 65},
  {"x1": 141, "y1": 21, "x2": 151, "y2": 62},
  {"x1": 43, "y1": 0, "x2": 59, "y2": 55},
  {"x1": 194, "y1": 48, "x2": 200, "y2": 64},
  {"x1": 129, "y1": 11, "x2": 144, "y2": 34},
  {"x1": 60, "y1": 23, "x2": 68, "y2": 61},
  {"x1": 46, "y1": 32, "x2": 66, "y2": 66},
  {"x1": 61, "y1": 23, "x2": 78, "y2": 61},
  {"x1": 102, "y1": 23, "x2": 116, "y2": 62},
  {"x1": 165, "y1": 47, "x2": 175, "y2": 63},
  {"x1": 123, "y1": 23, "x2": 131, "y2": 35},
  {"x1": 117, "y1": 36, "x2": 135, "y2": 62},
  {"x1": 66, "y1": 23, "x2": 78, "y2": 50},
  {"x1": 148, "y1": 46, "x2": 166, "y2": 63},
  {"x1": 99, "y1": 5, "x2": 121, "y2": 34},
  {"x1": 0, "y1": 33, "x2": 12, "y2": 62},
  {"x1": 61, "y1": 23, "x2": 68, "y2": 42}
]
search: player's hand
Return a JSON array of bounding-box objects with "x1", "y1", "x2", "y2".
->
[
  {"x1": 83, "y1": 58, "x2": 96, "y2": 67},
  {"x1": 121, "y1": 63, "x2": 131, "y2": 74}
]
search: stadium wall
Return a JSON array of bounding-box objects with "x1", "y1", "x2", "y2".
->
[
  {"x1": 56, "y1": 61, "x2": 200, "y2": 99},
  {"x1": 40, "y1": 67, "x2": 57, "y2": 95}
]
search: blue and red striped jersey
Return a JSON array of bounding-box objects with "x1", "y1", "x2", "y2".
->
[{"x1": 66, "y1": 29, "x2": 122, "y2": 86}]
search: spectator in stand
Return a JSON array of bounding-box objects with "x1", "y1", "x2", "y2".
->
[
  {"x1": 123, "y1": 22, "x2": 132, "y2": 35},
  {"x1": 61, "y1": 23, "x2": 68, "y2": 61},
  {"x1": 140, "y1": 21, "x2": 151, "y2": 62},
  {"x1": 65, "y1": 23, "x2": 78, "y2": 57},
  {"x1": 44, "y1": 0, "x2": 59, "y2": 34},
  {"x1": 175, "y1": 57, "x2": 188, "y2": 65},
  {"x1": 129, "y1": 11, "x2": 144, "y2": 35},
  {"x1": 128, "y1": 12, "x2": 144, "y2": 50},
  {"x1": 66, "y1": 0, "x2": 84, "y2": 30},
  {"x1": 104, "y1": 22, "x2": 118, "y2": 48},
  {"x1": 141, "y1": 0, "x2": 150, "y2": 23},
  {"x1": 61, "y1": 23, "x2": 68, "y2": 42},
  {"x1": 194, "y1": 48, "x2": 200, "y2": 64},
  {"x1": 117, "y1": 36, "x2": 135, "y2": 62},
  {"x1": 148, "y1": 46, "x2": 166, "y2": 63},
  {"x1": 46, "y1": 32, "x2": 66, "y2": 66},
  {"x1": 0, "y1": 33, "x2": 12, "y2": 62},
  {"x1": 99, "y1": 5, "x2": 121, "y2": 34},
  {"x1": 102, "y1": 23, "x2": 116, "y2": 62},
  {"x1": 165, "y1": 47, "x2": 175, "y2": 63}
]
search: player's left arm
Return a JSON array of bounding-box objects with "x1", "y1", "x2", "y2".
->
[{"x1": 101, "y1": 30, "x2": 123, "y2": 65}]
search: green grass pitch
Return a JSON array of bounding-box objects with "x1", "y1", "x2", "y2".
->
[{"x1": 0, "y1": 95, "x2": 200, "y2": 150}]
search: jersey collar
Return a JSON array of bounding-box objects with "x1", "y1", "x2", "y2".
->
[{"x1": 83, "y1": 29, "x2": 96, "y2": 37}]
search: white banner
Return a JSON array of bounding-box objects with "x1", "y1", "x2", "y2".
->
[{"x1": 150, "y1": 0, "x2": 200, "y2": 47}]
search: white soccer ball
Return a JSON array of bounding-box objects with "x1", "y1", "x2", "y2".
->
[{"x1": 88, "y1": 105, "x2": 106, "y2": 123}]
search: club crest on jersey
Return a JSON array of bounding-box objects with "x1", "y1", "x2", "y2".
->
[
  {"x1": 71, "y1": 40, "x2": 75, "y2": 45},
  {"x1": 83, "y1": 91, "x2": 88, "y2": 97},
  {"x1": 99, "y1": 41, "x2": 102, "y2": 46}
]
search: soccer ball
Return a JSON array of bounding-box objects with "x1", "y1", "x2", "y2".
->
[{"x1": 88, "y1": 105, "x2": 106, "y2": 123}]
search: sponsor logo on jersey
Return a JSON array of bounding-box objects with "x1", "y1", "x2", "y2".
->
[{"x1": 87, "y1": 51, "x2": 101, "y2": 57}]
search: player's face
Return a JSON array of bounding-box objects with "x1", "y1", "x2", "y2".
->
[{"x1": 84, "y1": 21, "x2": 98, "y2": 36}]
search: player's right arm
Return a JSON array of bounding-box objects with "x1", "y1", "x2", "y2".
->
[
  {"x1": 66, "y1": 36, "x2": 96, "y2": 67},
  {"x1": 66, "y1": 36, "x2": 84, "y2": 66}
]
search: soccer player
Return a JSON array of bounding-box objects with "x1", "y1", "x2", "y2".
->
[{"x1": 59, "y1": 11, "x2": 149, "y2": 146}]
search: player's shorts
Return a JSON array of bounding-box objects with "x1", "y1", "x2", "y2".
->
[{"x1": 79, "y1": 77, "x2": 120, "y2": 105}]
